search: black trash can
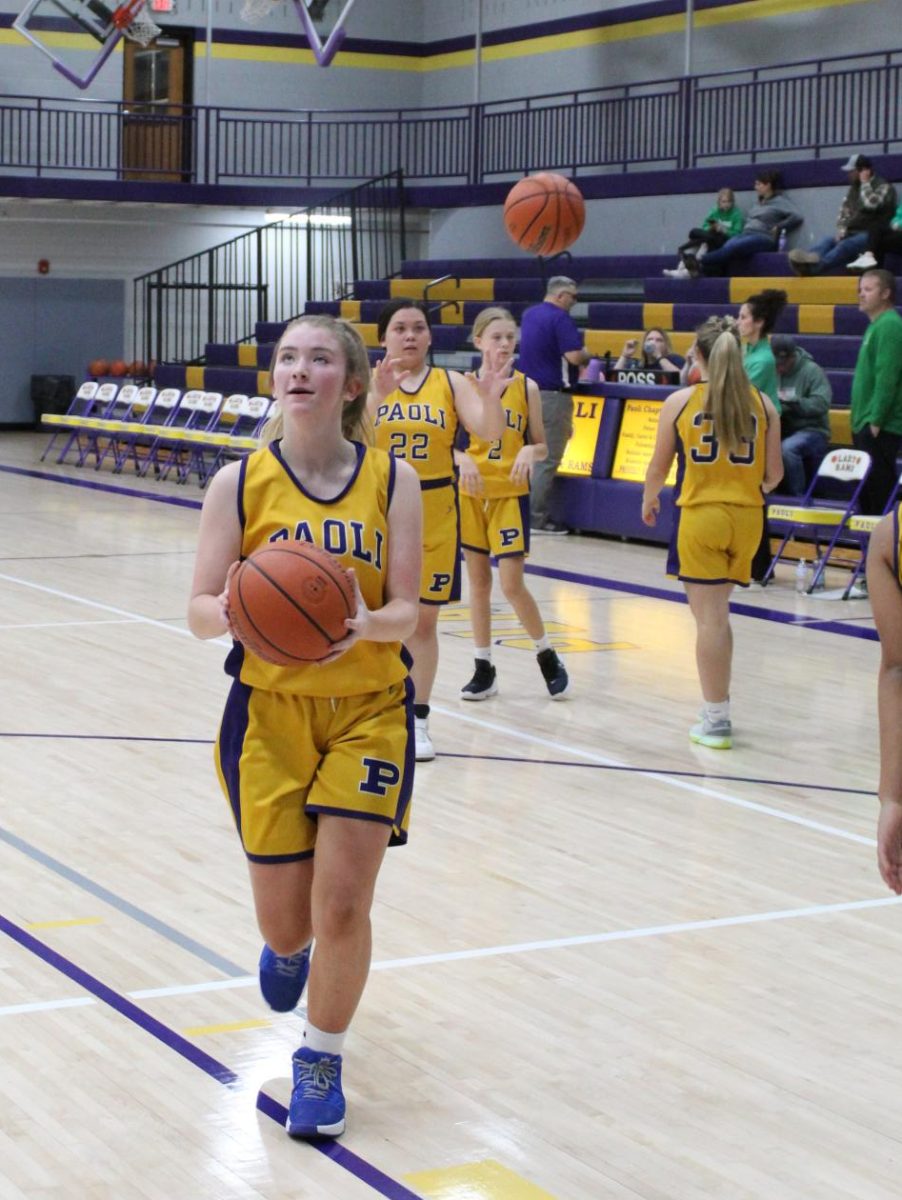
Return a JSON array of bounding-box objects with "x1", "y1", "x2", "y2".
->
[{"x1": 31, "y1": 374, "x2": 76, "y2": 427}]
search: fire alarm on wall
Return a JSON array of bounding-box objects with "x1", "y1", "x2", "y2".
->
[{"x1": 37, "y1": 259, "x2": 49, "y2": 274}]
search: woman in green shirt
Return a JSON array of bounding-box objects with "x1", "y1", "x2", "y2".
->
[
  {"x1": 663, "y1": 188, "x2": 745, "y2": 278},
  {"x1": 738, "y1": 287, "x2": 788, "y2": 578}
]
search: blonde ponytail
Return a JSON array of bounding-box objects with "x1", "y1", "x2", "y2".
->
[{"x1": 694, "y1": 318, "x2": 754, "y2": 456}]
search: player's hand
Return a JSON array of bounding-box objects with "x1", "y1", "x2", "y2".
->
[
  {"x1": 466, "y1": 361, "x2": 508, "y2": 406},
  {"x1": 509, "y1": 446, "x2": 534, "y2": 485},
  {"x1": 219, "y1": 560, "x2": 242, "y2": 635},
  {"x1": 371, "y1": 356, "x2": 411, "y2": 402},
  {"x1": 318, "y1": 570, "x2": 367, "y2": 662},
  {"x1": 457, "y1": 451, "x2": 484, "y2": 495},
  {"x1": 641, "y1": 495, "x2": 660, "y2": 526},
  {"x1": 877, "y1": 799, "x2": 902, "y2": 893}
]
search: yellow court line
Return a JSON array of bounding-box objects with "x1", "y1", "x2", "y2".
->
[
  {"x1": 183, "y1": 1019, "x2": 271, "y2": 1036},
  {"x1": 405, "y1": 1159, "x2": 558, "y2": 1200},
  {"x1": 26, "y1": 917, "x2": 103, "y2": 929}
]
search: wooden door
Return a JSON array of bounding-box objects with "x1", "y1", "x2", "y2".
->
[{"x1": 122, "y1": 30, "x2": 193, "y2": 182}]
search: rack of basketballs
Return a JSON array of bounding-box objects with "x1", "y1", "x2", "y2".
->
[{"x1": 87, "y1": 357, "x2": 155, "y2": 381}]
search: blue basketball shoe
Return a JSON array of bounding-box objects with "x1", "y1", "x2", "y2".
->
[
  {"x1": 258, "y1": 943, "x2": 311, "y2": 1013},
  {"x1": 286, "y1": 1046, "x2": 346, "y2": 1138}
]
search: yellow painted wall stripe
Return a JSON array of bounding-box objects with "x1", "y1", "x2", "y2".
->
[
  {"x1": 643, "y1": 302, "x2": 674, "y2": 332},
  {"x1": 797, "y1": 304, "x2": 835, "y2": 334},
  {"x1": 405, "y1": 1159, "x2": 558, "y2": 1199}
]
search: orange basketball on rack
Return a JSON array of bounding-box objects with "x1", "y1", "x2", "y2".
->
[
  {"x1": 127, "y1": 360, "x2": 147, "y2": 378},
  {"x1": 228, "y1": 542, "x2": 357, "y2": 666},
  {"x1": 503, "y1": 173, "x2": 586, "y2": 257},
  {"x1": 88, "y1": 358, "x2": 109, "y2": 377},
  {"x1": 108, "y1": 359, "x2": 127, "y2": 377}
]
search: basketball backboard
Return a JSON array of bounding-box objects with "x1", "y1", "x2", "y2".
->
[
  {"x1": 13, "y1": 0, "x2": 160, "y2": 89},
  {"x1": 239, "y1": 0, "x2": 357, "y2": 67}
]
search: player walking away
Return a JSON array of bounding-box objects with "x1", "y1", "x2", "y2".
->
[
  {"x1": 188, "y1": 316, "x2": 421, "y2": 1139},
  {"x1": 368, "y1": 299, "x2": 506, "y2": 761},
  {"x1": 455, "y1": 307, "x2": 570, "y2": 700},
  {"x1": 641, "y1": 316, "x2": 783, "y2": 748}
]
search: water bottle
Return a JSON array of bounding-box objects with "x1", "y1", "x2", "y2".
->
[
  {"x1": 811, "y1": 556, "x2": 826, "y2": 591},
  {"x1": 777, "y1": 229, "x2": 788, "y2": 252},
  {"x1": 795, "y1": 558, "x2": 809, "y2": 593}
]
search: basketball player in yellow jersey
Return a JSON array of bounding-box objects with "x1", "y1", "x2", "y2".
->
[
  {"x1": 369, "y1": 299, "x2": 506, "y2": 761},
  {"x1": 642, "y1": 316, "x2": 782, "y2": 749},
  {"x1": 188, "y1": 316, "x2": 421, "y2": 1140},
  {"x1": 455, "y1": 307, "x2": 570, "y2": 700},
  {"x1": 866, "y1": 505, "x2": 902, "y2": 892}
]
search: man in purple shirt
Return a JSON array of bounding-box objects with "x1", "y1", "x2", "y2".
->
[{"x1": 518, "y1": 276, "x2": 590, "y2": 533}]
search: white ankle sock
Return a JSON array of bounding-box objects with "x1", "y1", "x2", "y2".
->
[
  {"x1": 704, "y1": 701, "x2": 730, "y2": 723},
  {"x1": 475, "y1": 646, "x2": 492, "y2": 662},
  {"x1": 303, "y1": 1021, "x2": 347, "y2": 1055},
  {"x1": 534, "y1": 634, "x2": 551, "y2": 653}
]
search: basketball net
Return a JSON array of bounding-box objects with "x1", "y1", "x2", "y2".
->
[{"x1": 115, "y1": 0, "x2": 161, "y2": 46}]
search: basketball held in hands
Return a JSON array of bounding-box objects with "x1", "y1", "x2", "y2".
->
[
  {"x1": 228, "y1": 542, "x2": 357, "y2": 665},
  {"x1": 503, "y1": 173, "x2": 586, "y2": 257}
]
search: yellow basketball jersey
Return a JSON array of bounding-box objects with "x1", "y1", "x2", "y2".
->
[
  {"x1": 226, "y1": 440, "x2": 407, "y2": 696},
  {"x1": 463, "y1": 371, "x2": 530, "y2": 499},
  {"x1": 373, "y1": 367, "x2": 459, "y2": 482},
  {"x1": 673, "y1": 382, "x2": 768, "y2": 508}
]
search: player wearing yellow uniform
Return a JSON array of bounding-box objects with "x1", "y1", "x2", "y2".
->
[
  {"x1": 189, "y1": 315, "x2": 421, "y2": 1141},
  {"x1": 643, "y1": 316, "x2": 782, "y2": 749},
  {"x1": 867, "y1": 502, "x2": 902, "y2": 892},
  {"x1": 455, "y1": 307, "x2": 570, "y2": 700},
  {"x1": 369, "y1": 299, "x2": 506, "y2": 761}
]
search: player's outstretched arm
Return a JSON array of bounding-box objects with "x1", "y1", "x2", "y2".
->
[
  {"x1": 867, "y1": 514, "x2": 902, "y2": 893},
  {"x1": 641, "y1": 390, "x2": 682, "y2": 525}
]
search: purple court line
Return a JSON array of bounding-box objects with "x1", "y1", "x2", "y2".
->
[
  {"x1": 0, "y1": 731, "x2": 872, "y2": 796},
  {"x1": 524, "y1": 562, "x2": 880, "y2": 642},
  {"x1": 0, "y1": 461, "x2": 879, "y2": 641},
  {"x1": 0, "y1": 912, "x2": 424, "y2": 1200}
]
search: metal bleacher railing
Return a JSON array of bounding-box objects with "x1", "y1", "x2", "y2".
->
[
  {"x1": 2, "y1": 48, "x2": 902, "y2": 187},
  {"x1": 131, "y1": 169, "x2": 406, "y2": 367}
]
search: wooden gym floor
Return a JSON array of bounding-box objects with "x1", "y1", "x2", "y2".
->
[{"x1": 0, "y1": 431, "x2": 897, "y2": 1200}]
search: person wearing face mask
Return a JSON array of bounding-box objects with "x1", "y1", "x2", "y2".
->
[{"x1": 614, "y1": 327, "x2": 684, "y2": 381}]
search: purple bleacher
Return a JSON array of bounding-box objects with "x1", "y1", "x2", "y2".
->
[
  {"x1": 794, "y1": 335, "x2": 859, "y2": 369},
  {"x1": 256, "y1": 321, "x2": 288, "y2": 342},
  {"x1": 205, "y1": 343, "x2": 238, "y2": 365},
  {"x1": 303, "y1": 302, "x2": 341, "y2": 316},
  {"x1": 401, "y1": 255, "x2": 674, "y2": 279},
  {"x1": 204, "y1": 366, "x2": 260, "y2": 394},
  {"x1": 354, "y1": 280, "x2": 391, "y2": 300},
  {"x1": 643, "y1": 278, "x2": 731, "y2": 303},
  {"x1": 828, "y1": 372, "x2": 853, "y2": 405},
  {"x1": 154, "y1": 363, "x2": 187, "y2": 390}
]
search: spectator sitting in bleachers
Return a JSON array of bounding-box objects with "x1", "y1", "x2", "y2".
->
[
  {"x1": 847, "y1": 196, "x2": 902, "y2": 271},
  {"x1": 686, "y1": 169, "x2": 802, "y2": 277},
  {"x1": 663, "y1": 188, "x2": 745, "y2": 279},
  {"x1": 613, "y1": 327, "x2": 684, "y2": 378},
  {"x1": 771, "y1": 334, "x2": 832, "y2": 495},
  {"x1": 788, "y1": 154, "x2": 896, "y2": 276}
]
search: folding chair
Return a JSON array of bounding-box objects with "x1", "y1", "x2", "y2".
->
[
  {"x1": 841, "y1": 469, "x2": 902, "y2": 599},
  {"x1": 40, "y1": 380, "x2": 98, "y2": 462},
  {"x1": 53, "y1": 382, "x2": 126, "y2": 468},
  {"x1": 142, "y1": 389, "x2": 222, "y2": 481},
  {"x1": 762, "y1": 448, "x2": 872, "y2": 593},
  {"x1": 204, "y1": 395, "x2": 272, "y2": 482},
  {"x1": 89, "y1": 384, "x2": 143, "y2": 469}
]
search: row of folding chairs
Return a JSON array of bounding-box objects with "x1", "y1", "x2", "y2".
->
[
  {"x1": 762, "y1": 448, "x2": 902, "y2": 597},
  {"x1": 40, "y1": 382, "x2": 272, "y2": 486}
]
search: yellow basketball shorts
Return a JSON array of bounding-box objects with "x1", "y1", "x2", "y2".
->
[
  {"x1": 668, "y1": 502, "x2": 764, "y2": 585},
  {"x1": 460, "y1": 492, "x2": 530, "y2": 558},
  {"x1": 214, "y1": 676, "x2": 415, "y2": 863},
  {"x1": 420, "y1": 479, "x2": 461, "y2": 605}
]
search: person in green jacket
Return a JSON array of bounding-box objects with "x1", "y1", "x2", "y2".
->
[
  {"x1": 851, "y1": 269, "x2": 902, "y2": 513},
  {"x1": 663, "y1": 188, "x2": 745, "y2": 278},
  {"x1": 737, "y1": 287, "x2": 787, "y2": 579},
  {"x1": 771, "y1": 334, "x2": 832, "y2": 494}
]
